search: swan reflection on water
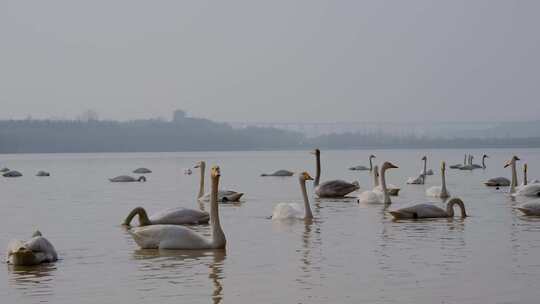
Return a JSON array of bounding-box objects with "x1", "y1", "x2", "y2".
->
[
  {"x1": 131, "y1": 249, "x2": 226, "y2": 303},
  {"x1": 7, "y1": 262, "x2": 57, "y2": 298}
]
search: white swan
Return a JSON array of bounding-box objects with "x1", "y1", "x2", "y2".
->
[
  {"x1": 450, "y1": 154, "x2": 467, "y2": 169},
  {"x1": 123, "y1": 206, "x2": 209, "y2": 226},
  {"x1": 471, "y1": 154, "x2": 488, "y2": 169},
  {"x1": 514, "y1": 201, "x2": 540, "y2": 216},
  {"x1": 195, "y1": 161, "x2": 244, "y2": 202},
  {"x1": 6, "y1": 231, "x2": 58, "y2": 266},
  {"x1": 407, "y1": 156, "x2": 427, "y2": 184},
  {"x1": 312, "y1": 149, "x2": 360, "y2": 198},
  {"x1": 349, "y1": 154, "x2": 376, "y2": 171},
  {"x1": 133, "y1": 168, "x2": 152, "y2": 174},
  {"x1": 3, "y1": 170, "x2": 22, "y2": 177},
  {"x1": 389, "y1": 197, "x2": 467, "y2": 219},
  {"x1": 426, "y1": 161, "x2": 450, "y2": 198},
  {"x1": 372, "y1": 165, "x2": 400, "y2": 196},
  {"x1": 261, "y1": 170, "x2": 294, "y2": 177},
  {"x1": 36, "y1": 171, "x2": 50, "y2": 177},
  {"x1": 109, "y1": 175, "x2": 146, "y2": 182},
  {"x1": 128, "y1": 166, "x2": 226, "y2": 250},
  {"x1": 419, "y1": 156, "x2": 434, "y2": 175},
  {"x1": 504, "y1": 156, "x2": 520, "y2": 194},
  {"x1": 357, "y1": 162, "x2": 398, "y2": 204},
  {"x1": 272, "y1": 172, "x2": 314, "y2": 219}
]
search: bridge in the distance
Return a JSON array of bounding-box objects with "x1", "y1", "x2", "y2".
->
[{"x1": 223, "y1": 121, "x2": 498, "y2": 138}]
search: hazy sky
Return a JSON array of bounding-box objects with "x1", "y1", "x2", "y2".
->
[{"x1": 1, "y1": 1, "x2": 539, "y2": 123}]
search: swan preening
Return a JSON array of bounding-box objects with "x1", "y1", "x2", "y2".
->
[
  {"x1": 36, "y1": 171, "x2": 50, "y2": 177},
  {"x1": 123, "y1": 206, "x2": 209, "y2": 226},
  {"x1": 272, "y1": 172, "x2": 314, "y2": 219},
  {"x1": 6, "y1": 231, "x2": 58, "y2": 266},
  {"x1": 195, "y1": 161, "x2": 243, "y2": 202},
  {"x1": 312, "y1": 149, "x2": 360, "y2": 198},
  {"x1": 133, "y1": 168, "x2": 152, "y2": 174},
  {"x1": 426, "y1": 161, "x2": 450, "y2": 198},
  {"x1": 128, "y1": 166, "x2": 226, "y2": 250},
  {"x1": 357, "y1": 162, "x2": 398, "y2": 204},
  {"x1": 109, "y1": 175, "x2": 147, "y2": 182},
  {"x1": 3, "y1": 170, "x2": 22, "y2": 177},
  {"x1": 349, "y1": 155, "x2": 376, "y2": 171},
  {"x1": 261, "y1": 170, "x2": 294, "y2": 177},
  {"x1": 389, "y1": 197, "x2": 467, "y2": 219}
]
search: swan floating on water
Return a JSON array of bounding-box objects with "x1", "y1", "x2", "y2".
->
[
  {"x1": 389, "y1": 197, "x2": 467, "y2": 219},
  {"x1": 513, "y1": 164, "x2": 540, "y2": 197},
  {"x1": 471, "y1": 155, "x2": 488, "y2": 169},
  {"x1": 372, "y1": 165, "x2": 400, "y2": 196},
  {"x1": 123, "y1": 206, "x2": 209, "y2": 226},
  {"x1": 272, "y1": 172, "x2": 314, "y2": 220},
  {"x1": 349, "y1": 154, "x2": 376, "y2": 171},
  {"x1": 36, "y1": 171, "x2": 50, "y2": 177},
  {"x1": 312, "y1": 149, "x2": 360, "y2": 198},
  {"x1": 419, "y1": 156, "x2": 434, "y2": 175},
  {"x1": 133, "y1": 168, "x2": 152, "y2": 174},
  {"x1": 3, "y1": 170, "x2": 22, "y2": 177},
  {"x1": 261, "y1": 170, "x2": 294, "y2": 177},
  {"x1": 109, "y1": 175, "x2": 147, "y2": 182},
  {"x1": 127, "y1": 166, "x2": 226, "y2": 250},
  {"x1": 357, "y1": 162, "x2": 398, "y2": 204},
  {"x1": 407, "y1": 156, "x2": 428, "y2": 184},
  {"x1": 195, "y1": 161, "x2": 243, "y2": 202},
  {"x1": 6, "y1": 231, "x2": 58, "y2": 266},
  {"x1": 426, "y1": 161, "x2": 450, "y2": 198}
]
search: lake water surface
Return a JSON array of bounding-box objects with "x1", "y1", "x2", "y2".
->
[{"x1": 1, "y1": 149, "x2": 540, "y2": 303}]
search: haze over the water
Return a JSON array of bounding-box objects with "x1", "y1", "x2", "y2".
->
[{"x1": 1, "y1": 0, "x2": 539, "y2": 123}]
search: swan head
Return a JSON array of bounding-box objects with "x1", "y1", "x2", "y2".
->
[
  {"x1": 211, "y1": 166, "x2": 221, "y2": 178},
  {"x1": 483, "y1": 154, "x2": 489, "y2": 159},
  {"x1": 299, "y1": 172, "x2": 314, "y2": 181},
  {"x1": 421, "y1": 156, "x2": 427, "y2": 160},
  {"x1": 369, "y1": 154, "x2": 376, "y2": 159},
  {"x1": 504, "y1": 156, "x2": 520, "y2": 168},
  {"x1": 524, "y1": 163, "x2": 528, "y2": 172},
  {"x1": 441, "y1": 161, "x2": 446, "y2": 171},
  {"x1": 194, "y1": 161, "x2": 206, "y2": 169},
  {"x1": 381, "y1": 161, "x2": 398, "y2": 170},
  {"x1": 310, "y1": 148, "x2": 320, "y2": 156},
  {"x1": 137, "y1": 176, "x2": 147, "y2": 182}
]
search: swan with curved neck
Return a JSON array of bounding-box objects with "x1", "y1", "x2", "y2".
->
[
  {"x1": 504, "y1": 156, "x2": 520, "y2": 194},
  {"x1": 311, "y1": 149, "x2": 360, "y2": 198},
  {"x1": 6, "y1": 231, "x2": 58, "y2": 266},
  {"x1": 123, "y1": 205, "x2": 209, "y2": 226},
  {"x1": 128, "y1": 166, "x2": 226, "y2": 250},
  {"x1": 389, "y1": 197, "x2": 467, "y2": 219},
  {"x1": 358, "y1": 162, "x2": 398, "y2": 204},
  {"x1": 426, "y1": 161, "x2": 450, "y2": 198},
  {"x1": 407, "y1": 156, "x2": 427, "y2": 184},
  {"x1": 272, "y1": 172, "x2": 314, "y2": 219},
  {"x1": 349, "y1": 155, "x2": 376, "y2": 171},
  {"x1": 196, "y1": 161, "x2": 243, "y2": 202}
]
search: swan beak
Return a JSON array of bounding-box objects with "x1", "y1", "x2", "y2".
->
[
  {"x1": 504, "y1": 161, "x2": 510, "y2": 168},
  {"x1": 388, "y1": 163, "x2": 398, "y2": 169},
  {"x1": 304, "y1": 173, "x2": 314, "y2": 180}
]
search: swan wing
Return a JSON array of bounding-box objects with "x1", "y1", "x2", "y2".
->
[
  {"x1": 24, "y1": 236, "x2": 58, "y2": 262},
  {"x1": 514, "y1": 201, "x2": 540, "y2": 216},
  {"x1": 272, "y1": 203, "x2": 304, "y2": 219},
  {"x1": 129, "y1": 225, "x2": 210, "y2": 249},
  {"x1": 315, "y1": 180, "x2": 360, "y2": 197},
  {"x1": 150, "y1": 208, "x2": 210, "y2": 225},
  {"x1": 514, "y1": 184, "x2": 540, "y2": 197},
  {"x1": 357, "y1": 190, "x2": 382, "y2": 204}
]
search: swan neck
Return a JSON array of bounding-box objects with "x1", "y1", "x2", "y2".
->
[
  {"x1": 373, "y1": 167, "x2": 379, "y2": 188},
  {"x1": 463, "y1": 154, "x2": 467, "y2": 165},
  {"x1": 381, "y1": 167, "x2": 391, "y2": 204},
  {"x1": 447, "y1": 199, "x2": 466, "y2": 217},
  {"x1": 369, "y1": 156, "x2": 373, "y2": 171},
  {"x1": 423, "y1": 158, "x2": 427, "y2": 175},
  {"x1": 510, "y1": 161, "x2": 518, "y2": 193},
  {"x1": 314, "y1": 153, "x2": 321, "y2": 187},
  {"x1": 210, "y1": 173, "x2": 226, "y2": 248},
  {"x1": 198, "y1": 164, "x2": 205, "y2": 199},
  {"x1": 524, "y1": 165, "x2": 528, "y2": 186},
  {"x1": 124, "y1": 207, "x2": 151, "y2": 226},
  {"x1": 300, "y1": 178, "x2": 313, "y2": 219},
  {"x1": 482, "y1": 156, "x2": 486, "y2": 169},
  {"x1": 441, "y1": 168, "x2": 448, "y2": 197}
]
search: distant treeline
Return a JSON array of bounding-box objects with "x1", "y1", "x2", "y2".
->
[{"x1": 1, "y1": 116, "x2": 540, "y2": 153}]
